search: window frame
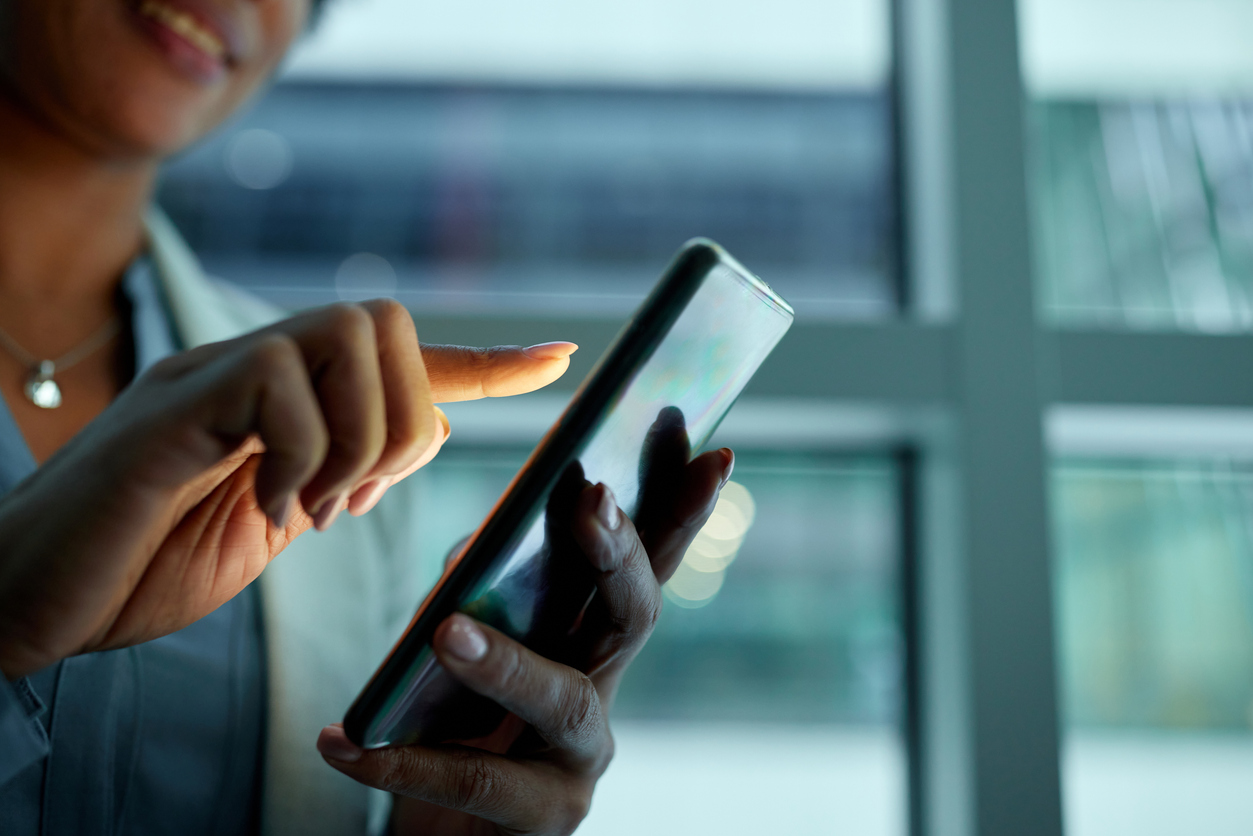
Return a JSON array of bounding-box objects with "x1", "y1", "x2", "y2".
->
[{"x1": 410, "y1": 3, "x2": 1253, "y2": 834}]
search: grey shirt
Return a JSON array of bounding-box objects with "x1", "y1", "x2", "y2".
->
[{"x1": 0, "y1": 258, "x2": 266, "y2": 836}]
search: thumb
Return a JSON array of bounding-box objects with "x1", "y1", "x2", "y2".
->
[{"x1": 421, "y1": 342, "x2": 577, "y2": 403}]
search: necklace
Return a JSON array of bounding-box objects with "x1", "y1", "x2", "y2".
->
[{"x1": 0, "y1": 318, "x2": 121, "y2": 409}]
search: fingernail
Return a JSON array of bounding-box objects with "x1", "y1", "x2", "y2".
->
[
  {"x1": 719, "y1": 448, "x2": 735, "y2": 487},
  {"x1": 267, "y1": 492, "x2": 294, "y2": 528},
  {"x1": 597, "y1": 484, "x2": 621, "y2": 531},
  {"x1": 313, "y1": 493, "x2": 348, "y2": 531},
  {"x1": 434, "y1": 405, "x2": 451, "y2": 440},
  {"x1": 318, "y1": 725, "x2": 363, "y2": 763},
  {"x1": 348, "y1": 479, "x2": 390, "y2": 517},
  {"x1": 442, "y1": 614, "x2": 488, "y2": 662},
  {"x1": 522, "y1": 341, "x2": 578, "y2": 361}
]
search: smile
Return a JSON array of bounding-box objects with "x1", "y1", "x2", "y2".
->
[{"x1": 136, "y1": 0, "x2": 228, "y2": 63}]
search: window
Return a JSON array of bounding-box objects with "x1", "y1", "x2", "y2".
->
[
  {"x1": 1030, "y1": 101, "x2": 1253, "y2": 331},
  {"x1": 1022, "y1": 1, "x2": 1253, "y2": 833},
  {"x1": 1052, "y1": 460, "x2": 1253, "y2": 835},
  {"x1": 1022, "y1": 0, "x2": 1253, "y2": 331}
]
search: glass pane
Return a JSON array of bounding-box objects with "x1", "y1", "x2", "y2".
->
[
  {"x1": 404, "y1": 447, "x2": 906, "y2": 835},
  {"x1": 1020, "y1": 0, "x2": 1253, "y2": 330},
  {"x1": 156, "y1": 0, "x2": 897, "y2": 320},
  {"x1": 1052, "y1": 459, "x2": 1253, "y2": 836}
]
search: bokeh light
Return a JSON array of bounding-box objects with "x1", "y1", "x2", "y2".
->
[
  {"x1": 335, "y1": 252, "x2": 399, "y2": 301},
  {"x1": 664, "y1": 480, "x2": 756, "y2": 608},
  {"x1": 224, "y1": 128, "x2": 293, "y2": 190}
]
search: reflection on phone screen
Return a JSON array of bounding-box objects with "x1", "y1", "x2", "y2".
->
[{"x1": 359, "y1": 256, "x2": 793, "y2": 747}]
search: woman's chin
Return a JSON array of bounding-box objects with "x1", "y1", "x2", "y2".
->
[
  {"x1": 104, "y1": 87, "x2": 233, "y2": 160},
  {"x1": 35, "y1": 52, "x2": 249, "y2": 163},
  {"x1": 0, "y1": 0, "x2": 302, "y2": 164}
]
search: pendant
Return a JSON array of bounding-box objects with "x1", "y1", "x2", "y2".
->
[{"x1": 24, "y1": 360, "x2": 62, "y2": 409}]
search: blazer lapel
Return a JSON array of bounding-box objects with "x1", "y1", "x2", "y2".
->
[
  {"x1": 144, "y1": 208, "x2": 384, "y2": 836},
  {"x1": 143, "y1": 208, "x2": 270, "y2": 346}
]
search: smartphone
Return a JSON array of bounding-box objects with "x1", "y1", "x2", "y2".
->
[{"x1": 344, "y1": 239, "x2": 794, "y2": 748}]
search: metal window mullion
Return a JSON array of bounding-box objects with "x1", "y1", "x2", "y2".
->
[{"x1": 898, "y1": 1, "x2": 1065, "y2": 835}]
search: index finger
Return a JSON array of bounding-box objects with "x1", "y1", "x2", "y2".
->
[{"x1": 420, "y1": 343, "x2": 577, "y2": 403}]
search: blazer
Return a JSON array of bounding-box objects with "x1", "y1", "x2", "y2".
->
[{"x1": 147, "y1": 209, "x2": 419, "y2": 836}]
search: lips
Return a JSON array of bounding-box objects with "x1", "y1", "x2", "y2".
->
[
  {"x1": 130, "y1": 0, "x2": 244, "y2": 82},
  {"x1": 137, "y1": 0, "x2": 227, "y2": 60}
]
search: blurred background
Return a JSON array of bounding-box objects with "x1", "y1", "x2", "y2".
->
[
  {"x1": 1024, "y1": 2, "x2": 1253, "y2": 834},
  {"x1": 156, "y1": 0, "x2": 1253, "y2": 833}
]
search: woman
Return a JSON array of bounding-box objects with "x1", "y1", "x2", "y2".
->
[{"x1": 0, "y1": 1, "x2": 732, "y2": 834}]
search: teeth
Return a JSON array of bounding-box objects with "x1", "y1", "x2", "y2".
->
[{"x1": 138, "y1": 0, "x2": 227, "y2": 61}]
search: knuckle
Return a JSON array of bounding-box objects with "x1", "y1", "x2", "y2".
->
[
  {"x1": 462, "y1": 346, "x2": 496, "y2": 371},
  {"x1": 451, "y1": 753, "x2": 501, "y2": 811},
  {"x1": 385, "y1": 407, "x2": 434, "y2": 465},
  {"x1": 638, "y1": 588, "x2": 663, "y2": 634},
  {"x1": 249, "y1": 334, "x2": 303, "y2": 379},
  {"x1": 325, "y1": 303, "x2": 377, "y2": 346},
  {"x1": 556, "y1": 783, "x2": 594, "y2": 835},
  {"x1": 320, "y1": 414, "x2": 378, "y2": 465},
  {"x1": 365, "y1": 297, "x2": 413, "y2": 332},
  {"x1": 610, "y1": 572, "x2": 661, "y2": 643},
  {"x1": 494, "y1": 641, "x2": 528, "y2": 695},
  {"x1": 448, "y1": 344, "x2": 513, "y2": 373},
  {"x1": 558, "y1": 674, "x2": 603, "y2": 745},
  {"x1": 375, "y1": 749, "x2": 420, "y2": 796},
  {"x1": 328, "y1": 424, "x2": 377, "y2": 459}
]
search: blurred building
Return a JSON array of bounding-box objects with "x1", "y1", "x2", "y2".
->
[{"x1": 160, "y1": 83, "x2": 894, "y2": 318}]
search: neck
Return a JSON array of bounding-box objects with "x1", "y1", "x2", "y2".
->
[{"x1": 0, "y1": 91, "x2": 156, "y2": 309}]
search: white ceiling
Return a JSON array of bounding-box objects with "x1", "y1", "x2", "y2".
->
[
  {"x1": 1021, "y1": 0, "x2": 1253, "y2": 97},
  {"x1": 283, "y1": 0, "x2": 890, "y2": 90},
  {"x1": 284, "y1": 0, "x2": 1253, "y2": 97}
]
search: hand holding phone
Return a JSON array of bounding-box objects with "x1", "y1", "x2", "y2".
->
[
  {"x1": 344, "y1": 240, "x2": 794, "y2": 748},
  {"x1": 318, "y1": 441, "x2": 735, "y2": 832}
]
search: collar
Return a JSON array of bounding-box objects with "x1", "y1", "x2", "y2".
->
[{"x1": 143, "y1": 207, "x2": 284, "y2": 348}]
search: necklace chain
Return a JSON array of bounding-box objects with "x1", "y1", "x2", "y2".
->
[{"x1": 0, "y1": 318, "x2": 121, "y2": 375}]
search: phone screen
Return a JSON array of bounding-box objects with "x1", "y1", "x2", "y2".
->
[{"x1": 349, "y1": 245, "x2": 793, "y2": 748}]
